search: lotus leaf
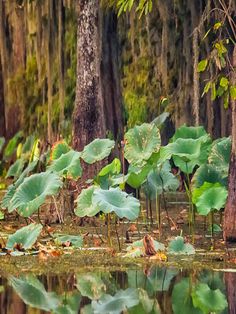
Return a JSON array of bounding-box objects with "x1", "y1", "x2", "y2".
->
[
  {"x1": 22, "y1": 135, "x2": 35, "y2": 154},
  {"x1": 127, "y1": 163, "x2": 152, "y2": 189},
  {"x1": 9, "y1": 275, "x2": 59, "y2": 311},
  {"x1": 75, "y1": 185, "x2": 100, "y2": 217},
  {"x1": 98, "y1": 158, "x2": 121, "y2": 177},
  {"x1": 50, "y1": 140, "x2": 71, "y2": 160},
  {"x1": 151, "y1": 111, "x2": 170, "y2": 128},
  {"x1": 195, "y1": 186, "x2": 228, "y2": 215},
  {"x1": 9, "y1": 171, "x2": 63, "y2": 217},
  {"x1": 208, "y1": 136, "x2": 231, "y2": 177},
  {"x1": 3, "y1": 131, "x2": 23, "y2": 158},
  {"x1": 192, "y1": 164, "x2": 226, "y2": 189},
  {"x1": 171, "y1": 124, "x2": 208, "y2": 142},
  {"x1": 76, "y1": 273, "x2": 106, "y2": 299},
  {"x1": 93, "y1": 188, "x2": 140, "y2": 220},
  {"x1": 6, "y1": 223, "x2": 42, "y2": 250},
  {"x1": 128, "y1": 288, "x2": 161, "y2": 314},
  {"x1": 82, "y1": 138, "x2": 115, "y2": 164},
  {"x1": 167, "y1": 236, "x2": 195, "y2": 255},
  {"x1": 0, "y1": 137, "x2": 5, "y2": 153},
  {"x1": 91, "y1": 288, "x2": 139, "y2": 314},
  {"x1": 192, "y1": 283, "x2": 228, "y2": 313},
  {"x1": 6, "y1": 158, "x2": 25, "y2": 178},
  {"x1": 124, "y1": 239, "x2": 165, "y2": 258},
  {"x1": 48, "y1": 149, "x2": 82, "y2": 179},
  {"x1": 55, "y1": 292, "x2": 81, "y2": 314},
  {"x1": 192, "y1": 182, "x2": 222, "y2": 204},
  {"x1": 145, "y1": 161, "x2": 179, "y2": 199},
  {"x1": 172, "y1": 278, "x2": 201, "y2": 314},
  {"x1": 124, "y1": 123, "x2": 161, "y2": 167},
  {"x1": 55, "y1": 234, "x2": 83, "y2": 248}
]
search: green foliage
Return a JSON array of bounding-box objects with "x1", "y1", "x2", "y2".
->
[
  {"x1": 76, "y1": 273, "x2": 106, "y2": 299},
  {"x1": 47, "y1": 149, "x2": 82, "y2": 179},
  {"x1": 75, "y1": 186, "x2": 99, "y2": 217},
  {"x1": 124, "y1": 239, "x2": 165, "y2": 258},
  {"x1": 124, "y1": 123, "x2": 161, "y2": 167},
  {"x1": 9, "y1": 275, "x2": 59, "y2": 312},
  {"x1": 192, "y1": 164, "x2": 226, "y2": 188},
  {"x1": 6, "y1": 223, "x2": 42, "y2": 250},
  {"x1": 81, "y1": 139, "x2": 115, "y2": 164},
  {"x1": 192, "y1": 182, "x2": 221, "y2": 204},
  {"x1": 3, "y1": 131, "x2": 23, "y2": 159},
  {"x1": 50, "y1": 140, "x2": 71, "y2": 160},
  {"x1": 127, "y1": 163, "x2": 152, "y2": 189},
  {"x1": 171, "y1": 125, "x2": 208, "y2": 142},
  {"x1": 167, "y1": 236, "x2": 195, "y2": 255},
  {"x1": 9, "y1": 172, "x2": 62, "y2": 217},
  {"x1": 6, "y1": 158, "x2": 25, "y2": 179},
  {"x1": 55, "y1": 234, "x2": 83, "y2": 248},
  {"x1": 197, "y1": 59, "x2": 208, "y2": 72}
]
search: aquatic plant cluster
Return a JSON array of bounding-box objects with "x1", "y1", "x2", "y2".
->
[{"x1": 0, "y1": 119, "x2": 231, "y2": 251}]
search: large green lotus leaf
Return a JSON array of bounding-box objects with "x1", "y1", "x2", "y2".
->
[
  {"x1": 172, "y1": 278, "x2": 202, "y2": 314},
  {"x1": 82, "y1": 139, "x2": 115, "y2": 164},
  {"x1": 47, "y1": 150, "x2": 82, "y2": 179},
  {"x1": 9, "y1": 275, "x2": 59, "y2": 311},
  {"x1": 1, "y1": 160, "x2": 38, "y2": 210},
  {"x1": 6, "y1": 223, "x2": 42, "y2": 250},
  {"x1": 91, "y1": 288, "x2": 139, "y2": 314},
  {"x1": 75, "y1": 185, "x2": 100, "y2": 217},
  {"x1": 124, "y1": 123, "x2": 161, "y2": 167},
  {"x1": 50, "y1": 140, "x2": 71, "y2": 160},
  {"x1": 146, "y1": 161, "x2": 179, "y2": 199},
  {"x1": 192, "y1": 283, "x2": 228, "y2": 313},
  {"x1": 151, "y1": 111, "x2": 170, "y2": 129},
  {"x1": 0, "y1": 137, "x2": 5, "y2": 153},
  {"x1": 6, "y1": 158, "x2": 25, "y2": 178},
  {"x1": 172, "y1": 156, "x2": 197, "y2": 174},
  {"x1": 195, "y1": 186, "x2": 228, "y2": 216},
  {"x1": 208, "y1": 137, "x2": 231, "y2": 177},
  {"x1": 9, "y1": 172, "x2": 62, "y2": 217},
  {"x1": 192, "y1": 182, "x2": 222, "y2": 204},
  {"x1": 76, "y1": 273, "x2": 106, "y2": 300},
  {"x1": 128, "y1": 288, "x2": 161, "y2": 314},
  {"x1": 127, "y1": 163, "x2": 152, "y2": 189},
  {"x1": 55, "y1": 234, "x2": 83, "y2": 248},
  {"x1": 192, "y1": 164, "x2": 226, "y2": 188},
  {"x1": 93, "y1": 188, "x2": 140, "y2": 220},
  {"x1": 171, "y1": 125, "x2": 208, "y2": 142},
  {"x1": 168, "y1": 236, "x2": 195, "y2": 255},
  {"x1": 98, "y1": 158, "x2": 121, "y2": 177}
]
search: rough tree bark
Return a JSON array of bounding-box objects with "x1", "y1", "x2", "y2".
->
[
  {"x1": 0, "y1": 60, "x2": 5, "y2": 137},
  {"x1": 224, "y1": 45, "x2": 236, "y2": 241},
  {"x1": 72, "y1": 0, "x2": 106, "y2": 178},
  {"x1": 225, "y1": 272, "x2": 236, "y2": 313}
]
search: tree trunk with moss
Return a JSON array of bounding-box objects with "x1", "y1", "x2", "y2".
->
[
  {"x1": 72, "y1": 0, "x2": 106, "y2": 178},
  {"x1": 224, "y1": 45, "x2": 236, "y2": 241}
]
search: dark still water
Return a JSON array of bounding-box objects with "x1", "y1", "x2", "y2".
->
[{"x1": 0, "y1": 266, "x2": 235, "y2": 313}]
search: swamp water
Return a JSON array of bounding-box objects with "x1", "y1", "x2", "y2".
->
[{"x1": 0, "y1": 265, "x2": 234, "y2": 313}]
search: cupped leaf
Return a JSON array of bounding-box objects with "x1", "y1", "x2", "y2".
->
[
  {"x1": 171, "y1": 125, "x2": 208, "y2": 142},
  {"x1": 192, "y1": 182, "x2": 221, "y2": 204},
  {"x1": 192, "y1": 164, "x2": 226, "y2": 188},
  {"x1": 6, "y1": 158, "x2": 25, "y2": 178},
  {"x1": 9, "y1": 275, "x2": 59, "y2": 311},
  {"x1": 124, "y1": 123, "x2": 161, "y2": 167},
  {"x1": 195, "y1": 186, "x2": 228, "y2": 215},
  {"x1": 82, "y1": 139, "x2": 115, "y2": 164},
  {"x1": 192, "y1": 283, "x2": 228, "y2": 313},
  {"x1": 98, "y1": 158, "x2": 121, "y2": 177},
  {"x1": 55, "y1": 234, "x2": 83, "y2": 248},
  {"x1": 168, "y1": 236, "x2": 195, "y2": 255},
  {"x1": 91, "y1": 288, "x2": 139, "y2": 314},
  {"x1": 93, "y1": 188, "x2": 140, "y2": 220},
  {"x1": 6, "y1": 223, "x2": 42, "y2": 250},
  {"x1": 76, "y1": 273, "x2": 106, "y2": 300},
  {"x1": 50, "y1": 140, "x2": 71, "y2": 160},
  {"x1": 47, "y1": 149, "x2": 82, "y2": 179},
  {"x1": 127, "y1": 163, "x2": 152, "y2": 189},
  {"x1": 172, "y1": 278, "x2": 201, "y2": 314},
  {"x1": 208, "y1": 136, "x2": 231, "y2": 177},
  {"x1": 9, "y1": 172, "x2": 62, "y2": 217},
  {"x1": 75, "y1": 185, "x2": 100, "y2": 217}
]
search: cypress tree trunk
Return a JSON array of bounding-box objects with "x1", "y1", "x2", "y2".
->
[
  {"x1": 225, "y1": 272, "x2": 236, "y2": 313},
  {"x1": 72, "y1": 0, "x2": 106, "y2": 178},
  {"x1": 224, "y1": 45, "x2": 236, "y2": 241},
  {"x1": 0, "y1": 60, "x2": 5, "y2": 137}
]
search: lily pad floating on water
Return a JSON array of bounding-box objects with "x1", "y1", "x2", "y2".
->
[
  {"x1": 9, "y1": 171, "x2": 63, "y2": 217},
  {"x1": 47, "y1": 149, "x2": 82, "y2": 179},
  {"x1": 124, "y1": 123, "x2": 161, "y2": 167},
  {"x1": 93, "y1": 187, "x2": 140, "y2": 220},
  {"x1": 91, "y1": 288, "x2": 139, "y2": 314},
  {"x1": 6, "y1": 223, "x2": 42, "y2": 250},
  {"x1": 9, "y1": 275, "x2": 60, "y2": 312},
  {"x1": 55, "y1": 234, "x2": 83, "y2": 248},
  {"x1": 81, "y1": 138, "x2": 115, "y2": 164},
  {"x1": 167, "y1": 236, "x2": 195, "y2": 255}
]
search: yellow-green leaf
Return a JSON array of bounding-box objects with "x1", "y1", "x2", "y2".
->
[{"x1": 198, "y1": 59, "x2": 208, "y2": 72}]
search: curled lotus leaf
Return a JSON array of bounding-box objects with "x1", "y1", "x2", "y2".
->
[
  {"x1": 75, "y1": 185, "x2": 100, "y2": 217},
  {"x1": 81, "y1": 138, "x2": 115, "y2": 164},
  {"x1": 50, "y1": 140, "x2": 71, "y2": 160},
  {"x1": 171, "y1": 125, "x2": 208, "y2": 142},
  {"x1": 124, "y1": 123, "x2": 161, "y2": 167}
]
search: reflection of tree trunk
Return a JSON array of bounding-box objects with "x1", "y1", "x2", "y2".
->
[
  {"x1": 225, "y1": 272, "x2": 236, "y2": 313},
  {"x1": 72, "y1": 0, "x2": 106, "y2": 178},
  {"x1": 224, "y1": 46, "x2": 236, "y2": 241},
  {"x1": 0, "y1": 60, "x2": 5, "y2": 137}
]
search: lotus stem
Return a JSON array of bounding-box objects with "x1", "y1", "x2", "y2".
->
[
  {"x1": 185, "y1": 162, "x2": 195, "y2": 242},
  {"x1": 155, "y1": 192, "x2": 161, "y2": 239},
  {"x1": 107, "y1": 213, "x2": 112, "y2": 247},
  {"x1": 114, "y1": 217, "x2": 121, "y2": 251}
]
